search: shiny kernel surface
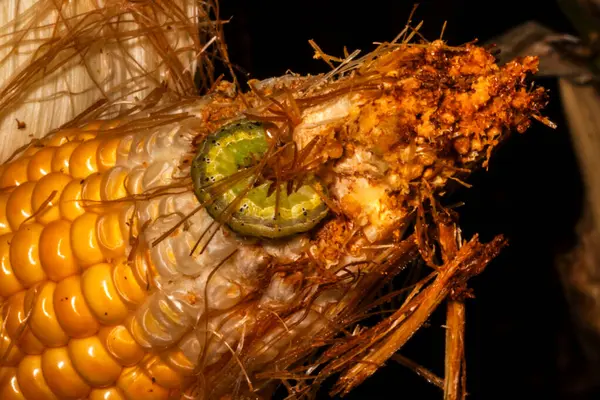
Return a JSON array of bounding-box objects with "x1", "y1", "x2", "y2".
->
[
  {"x1": 0, "y1": 191, "x2": 11, "y2": 235},
  {"x1": 82, "y1": 173, "x2": 105, "y2": 214},
  {"x1": 81, "y1": 263, "x2": 129, "y2": 325},
  {"x1": 27, "y1": 147, "x2": 56, "y2": 182},
  {"x1": 10, "y1": 223, "x2": 46, "y2": 288},
  {"x1": 0, "y1": 329, "x2": 24, "y2": 366},
  {"x1": 112, "y1": 257, "x2": 146, "y2": 307},
  {"x1": 16, "y1": 355, "x2": 58, "y2": 400},
  {"x1": 31, "y1": 173, "x2": 71, "y2": 224},
  {"x1": 69, "y1": 139, "x2": 101, "y2": 179},
  {"x1": 5, "y1": 290, "x2": 45, "y2": 355},
  {"x1": 97, "y1": 211, "x2": 127, "y2": 259},
  {"x1": 161, "y1": 348, "x2": 195, "y2": 376},
  {"x1": 100, "y1": 167, "x2": 129, "y2": 201},
  {"x1": 70, "y1": 212, "x2": 105, "y2": 267},
  {"x1": 124, "y1": 315, "x2": 152, "y2": 349},
  {"x1": 51, "y1": 141, "x2": 81, "y2": 174},
  {"x1": 75, "y1": 131, "x2": 97, "y2": 140},
  {"x1": 28, "y1": 282, "x2": 69, "y2": 347},
  {"x1": 68, "y1": 336, "x2": 122, "y2": 387},
  {"x1": 45, "y1": 130, "x2": 76, "y2": 147},
  {"x1": 0, "y1": 368, "x2": 25, "y2": 400},
  {"x1": 145, "y1": 356, "x2": 182, "y2": 389},
  {"x1": 0, "y1": 157, "x2": 31, "y2": 189},
  {"x1": 0, "y1": 234, "x2": 24, "y2": 297},
  {"x1": 0, "y1": 366, "x2": 16, "y2": 387},
  {"x1": 117, "y1": 366, "x2": 170, "y2": 400},
  {"x1": 98, "y1": 325, "x2": 145, "y2": 367},
  {"x1": 53, "y1": 275, "x2": 100, "y2": 338},
  {"x1": 6, "y1": 182, "x2": 35, "y2": 230},
  {"x1": 59, "y1": 179, "x2": 85, "y2": 221},
  {"x1": 97, "y1": 138, "x2": 121, "y2": 172},
  {"x1": 41, "y1": 347, "x2": 91, "y2": 399},
  {"x1": 88, "y1": 387, "x2": 126, "y2": 400},
  {"x1": 39, "y1": 220, "x2": 79, "y2": 281}
]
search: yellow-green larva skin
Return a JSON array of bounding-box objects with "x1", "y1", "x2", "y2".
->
[{"x1": 191, "y1": 121, "x2": 329, "y2": 239}]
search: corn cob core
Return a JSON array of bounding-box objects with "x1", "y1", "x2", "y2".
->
[{"x1": 0, "y1": 114, "x2": 278, "y2": 399}]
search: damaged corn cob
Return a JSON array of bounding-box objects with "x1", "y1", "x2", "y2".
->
[{"x1": 0, "y1": 2, "x2": 551, "y2": 400}]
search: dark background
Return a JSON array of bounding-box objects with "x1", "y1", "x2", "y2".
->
[{"x1": 217, "y1": 1, "x2": 591, "y2": 399}]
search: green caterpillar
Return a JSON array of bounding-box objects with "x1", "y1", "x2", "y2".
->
[{"x1": 191, "y1": 121, "x2": 329, "y2": 239}]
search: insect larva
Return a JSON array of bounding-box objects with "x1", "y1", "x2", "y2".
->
[{"x1": 191, "y1": 121, "x2": 329, "y2": 239}]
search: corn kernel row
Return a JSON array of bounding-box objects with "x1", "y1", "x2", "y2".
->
[{"x1": 0, "y1": 120, "x2": 199, "y2": 399}]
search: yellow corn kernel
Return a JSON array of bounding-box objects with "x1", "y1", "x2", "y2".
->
[
  {"x1": 98, "y1": 138, "x2": 122, "y2": 172},
  {"x1": 70, "y1": 212, "x2": 104, "y2": 267},
  {"x1": 0, "y1": 191, "x2": 11, "y2": 235},
  {"x1": 117, "y1": 366, "x2": 170, "y2": 400},
  {"x1": 6, "y1": 182, "x2": 35, "y2": 230},
  {"x1": 28, "y1": 282, "x2": 69, "y2": 347},
  {"x1": 39, "y1": 220, "x2": 80, "y2": 281},
  {"x1": 98, "y1": 325, "x2": 145, "y2": 367},
  {"x1": 0, "y1": 157, "x2": 31, "y2": 189},
  {"x1": 75, "y1": 130, "x2": 98, "y2": 140},
  {"x1": 16, "y1": 355, "x2": 58, "y2": 400},
  {"x1": 5, "y1": 291, "x2": 45, "y2": 355},
  {"x1": 0, "y1": 329, "x2": 24, "y2": 366},
  {"x1": 45, "y1": 129, "x2": 77, "y2": 147},
  {"x1": 124, "y1": 315, "x2": 152, "y2": 350},
  {"x1": 97, "y1": 211, "x2": 127, "y2": 259},
  {"x1": 53, "y1": 275, "x2": 100, "y2": 338},
  {"x1": 82, "y1": 173, "x2": 105, "y2": 214},
  {"x1": 138, "y1": 307, "x2": 171, "y2": 345},
  {"x1": 161, "y1": 348, "x2": 195, "y2": 377},
  {"x1": 27, "y1": 147, "x2": 56, "y2": 182},
  {"x1": 10, "y1": 224, "x2": 46, "y2": 288},
  {"x1": 112, "y1": 257, "x2": 147, "y2": 308},
  {"x1": 81, "y1": 263, "x2": 129, "y2": 325},
  {"x1": 0, "y1": 366, "x2": 16, "y2": 387},
  {"x1": 0, "y1": 234, "x2": 25, "y2": 297},
  {"x1": 58, "y1": 179, "x2": 85, "y2": 221},
  {"x1": 68, "y1": 335, "x2": 123, "y2": 387},
  {"x1": 31, "y1": 173, "x2": 71, "y2": 224},
  {"x1": 51, "y1": 141, "x2": 81, "y2": 174},
  {"x1": 144, "y1": 355, "x2": 182, "y2": 389},
  {"x1": 0, "y1": 368, "x2": 25, "y2": 400},
  {"x1": 101, "y1": 167, "x2": 129, "y2": 201},
  {"x1": 88, "y1": 387, "x2": 126, "y2": 400},
  {"x1": 41, "y1": 347, "x2": 91, "y2": 399},
  {"x1": 69, "y1": 139, "x2": 101, "y2": 179}
]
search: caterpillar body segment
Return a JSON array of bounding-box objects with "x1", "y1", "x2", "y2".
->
[{"x1": 191, "y1": 121, "x2": 329, "y2": 239}]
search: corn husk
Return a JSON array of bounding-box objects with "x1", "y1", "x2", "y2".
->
[{"x1": 0, "y1": 0, "x2": 202, "y2": 162}]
